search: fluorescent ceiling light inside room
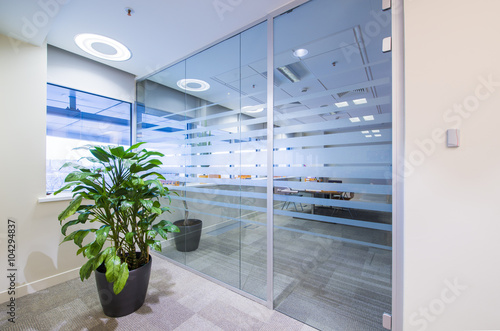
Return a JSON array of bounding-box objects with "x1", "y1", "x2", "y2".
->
[
  {"x1": 372, "y1": 130, "x2": 380, "y2": 133},
  {"x1": 335, "y1": 102, "x2": 349, "y2": 108},
  {"x1": 74, "y1": 33, "x2": 131, "y2": 61},
  {"x1": 293, "y1": 48, "x2": 309, "y2": 58},
  {"x1": 363, "y1": 115, "x2": 374, "y2": 121},
  {"x1": 375, "y1": 134, "x2": 382, "y2": 137},
  {"x1": 177, "y1": 79, "x2": 210, "y2": 92},
  {"x1": 277, "y1": 66, "x2": 300, "y2": 83},
  {"x1": 242, "y1": 106, "x2": 264, "y2": 114},
  {"x1": 353, "y1": 98, "x2": 367, "y2": 105},
  {"x1": 349, "y1": 117, "x2": 361, "y2": 122},
  {"x1": 362, "y1": 131, "x2": 370, "y2": 134}
]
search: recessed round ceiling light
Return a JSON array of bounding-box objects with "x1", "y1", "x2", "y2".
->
[
  {"x1": 74, "y1": 33, "x2": 131, "y2": 61},
  {"x1": 242, "y1": 106, "x2": 264, "y2": 113},
  {"x1": 293, "y1": 48, "x2": 309, "y2": 58},
  {"x1": 177, "y1": 79, "x2": 210, "y2": 92}
]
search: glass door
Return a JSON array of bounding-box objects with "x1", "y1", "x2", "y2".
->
[{"x1": 272, "y1": 0, "x2": 392, "y2": 329}]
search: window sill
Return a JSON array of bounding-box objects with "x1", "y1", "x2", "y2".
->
[{"x1": 38, "y1": 193, "x2": 73, "y2": 203}]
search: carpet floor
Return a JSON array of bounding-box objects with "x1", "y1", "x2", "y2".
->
[{"x1": 0, "y1": 254, "x2": 316, "y2": 331}]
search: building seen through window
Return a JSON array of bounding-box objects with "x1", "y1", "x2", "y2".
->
[{"x1": 46, "y1": 84, "x2": 132, "y2": 193}]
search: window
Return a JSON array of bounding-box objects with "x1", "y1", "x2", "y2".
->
[{"x1": 46, "y1": 84, "x2": 132, "y2": 193}]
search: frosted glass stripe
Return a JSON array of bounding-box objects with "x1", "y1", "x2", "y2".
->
[
  {"x1": 273, "y1": 165, "x2": 391, "y2": 179},
  {"x1": 191, "y1": 141, "x2": 267, "y2": 155},
  {"x1": 165, "y1": 151, "x2": 267, "y2": 165},
  {"x1": 273, "y1": 194, "x2": 392, "y2": 212},
  {"x1": 142, "y1": 87, "x2": 390, "y2": 135},
  {"x1": 274, "y1": 225, "x2": 391, "y2": 250},
  {"x1": 171, "y1": 195, "x2": 267, "y2": 213},
  {"x1": 274, "y1": 209, "x2": 392, "y2": 231},
  {"x1": 167, "y1": 177, "x2": 268, "y2": 187},
  {"x1": 273, "y1": 181, "x2": 392, "y2": 194},
  {"x1": 170, "y1": 205, "x2": 267, "y2": 227},
  {"x1": 161, "y1": 165, "x2": 391, "y2": 179},
  {"x1": 179, "y1": 186, "x2": 267, "y2": 200},
  {"x1": 274, "y1": 145, "x2": 391, "y2": 165},
  {"x1": 144, "y1": 111, "x2": 391, "y2": 146},
  {"x1": 161, "y1": 166, "x2": 268, "y2": 176},
  {"x1": 275, "y1": 113, "x2": 392, "y2": 137},
  {"x1": 274, "y1": 130, "x2": 392, "y2": 149},
  {"x1": 163, "y1": 144, "x2": 390, "y2": 166}
]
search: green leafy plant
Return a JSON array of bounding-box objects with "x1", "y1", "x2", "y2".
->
[{"x1": 55, "y1": 143, "x2": 179, "y2": 294}]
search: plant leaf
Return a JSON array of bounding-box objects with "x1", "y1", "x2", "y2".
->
[
  {"x1": 58, "y1": 195, "x2": 83, "y2": 221},
  {"x1": 140, "y1": 199, "x2": 153, "y2": 211},
  {"x1": 109, "y1": 146, "x2": 125, "y2": 158},
  {"x1": 105, "y1": 255, "x2": 121, "y2": 283},
  {"x1": 113, "y1": 262, "x2": 129, "y2": 294},
  {"x1": 87, "y1": 225, "x2": 110, "y2": 257},
  {"x1": 120, "y1": 200, "x2": 134, "y2": 211},
  {"x1": 126, "y1": 142, "x2": 147, "y2": 152},
  {"x1": 94, "y1": 246, "x2": 116, "y2": 269},
  {"x1": 64, "y1": 171, "x2": 93, "y2": 183},
  {"x1": 79, "y1": 259, "x2": 94, "y2": 281},
  {"x1": 125, "y1": 232, "x2": 136, "y2": 246},
  {"x1": 53, "y1": 183, "x2": 75, "y2": 195},
  {"x1": 73, "y1": 230, "x2": 91, "y2": 248},
  {"x1": 147, "y1": 240, "x2": 162, "y2": 252},
  {"x1": 61, "y1": 219, "x2": 81, "y2": 236},
  {"x1": 90, "y1": 148, "x2": 110, "y2": 162}
]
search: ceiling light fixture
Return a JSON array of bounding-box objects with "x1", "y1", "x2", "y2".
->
[
  {"x1": 177, "y1": 79, "x2": 210, "y2": 92},
  {"x1": 366, "y1": 135, "x2": 373, "y2": 138},
  {"x1": 374, "y1": 134, "x2": 382, "y2": 137},
  {"x1": 372, "y1": 130, "x2": 380, "y2": 133},
  {"x1": 74, "y1": 33, "x2": 131, "y2": 61},
  {"x1": 362, "y1": 131, "x2": 370, "y2": 134},
  {"x1": 353, "y1": 98, "x2": 367, "y2": 105},
  {"x1": 242, "y1": 106, "x2": 264, "y2": 114},
  {"x1": 277, "y1": 66, "x2": 300, "y2": 83},
  {"x1": 349, "y1": 117, "x2": 361, "y2": 123},
  {"x1": 335, "y1": 101, "x2": 349, "y2": 108},
  {"x1": 292, "y1": 48, "x2": 309, "y2": 58},
  {"x1": 363, "y1": 115, "x2": 375, "y2": 121}
]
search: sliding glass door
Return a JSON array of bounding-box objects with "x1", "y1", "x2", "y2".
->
[
  {"x1": 137, "y1": 0, "x2": 393, "y2": 328},
  {"x1": 272, "y1": 0, "x2": 392, "y2": 329}
]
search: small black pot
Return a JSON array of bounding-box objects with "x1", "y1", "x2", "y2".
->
[
  {"x1": 95, "y1": 253, "x2": 152, "y2": 317},
  {"x1": 173, "y1": 219, "x2": 202, "y2": 252}
]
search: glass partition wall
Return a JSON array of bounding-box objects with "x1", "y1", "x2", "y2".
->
[
  {"x1": 137, "y1": 0, "x2": 392, "y2": 329},
  {"x1": 137, "y1": 22, "x2": 268, "y2": 300}
]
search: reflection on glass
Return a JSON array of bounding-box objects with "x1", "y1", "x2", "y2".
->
[
  {"x1": 272, "y1": 0, "x2": 392, "y2": 329},
  {"x1": 137, "y1": 22, "x2": 268, "y2": 299},
  {"x1": 46, "y1": 84, "x2": 131, "y2": 193}
]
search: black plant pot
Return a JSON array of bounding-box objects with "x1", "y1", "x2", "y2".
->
[
  {"x1": 95, "y1": 254, "x2": 152, "y2": 317},
  {"x1": 173, "y1": 219, "x2": 202, "y2": 252}
]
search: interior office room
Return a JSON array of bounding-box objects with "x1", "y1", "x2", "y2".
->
[{"x1": 0, "y1": 0, "x2": 499, "y2": 330}]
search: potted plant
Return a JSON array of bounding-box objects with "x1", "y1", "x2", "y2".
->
[
  {"x1": 55, "y1": 143, "x2": 179, "y2": 317},
  {"x1": 173, "y1": 192, "x2": 202, "y2": 252}
]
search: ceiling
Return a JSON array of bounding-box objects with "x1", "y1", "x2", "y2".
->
[
  {"x1": 1, "y1": 0, "x2": 391, "y2": 134},
  {"x1": 141, "y1": 0, "x2": 392, "y2": 127},
  {"x1": 0, "y1": 0, "x2": 297, "y2": 79}
]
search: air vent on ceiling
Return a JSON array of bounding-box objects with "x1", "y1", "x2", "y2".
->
[{"x1": 336, "y1": 88, "x2": 368, "y2": 99}]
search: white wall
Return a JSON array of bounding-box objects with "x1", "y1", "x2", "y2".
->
[
  {"x1": 404, "y1": 0, "x2": 500, "y2": 330},
  {"x1": 0, "y1": 38, "x2": 136, "y2": 304},
  {"x1": 47, "y1": 45, "x2": 135, "y2": 103},
  {"x1": 0, "y1": 35, "x2": 85, "y2": 304}
]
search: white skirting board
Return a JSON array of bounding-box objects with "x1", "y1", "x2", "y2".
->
[{"x1": 0, "y1": 267, "x2": 80, "y2": 304}]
